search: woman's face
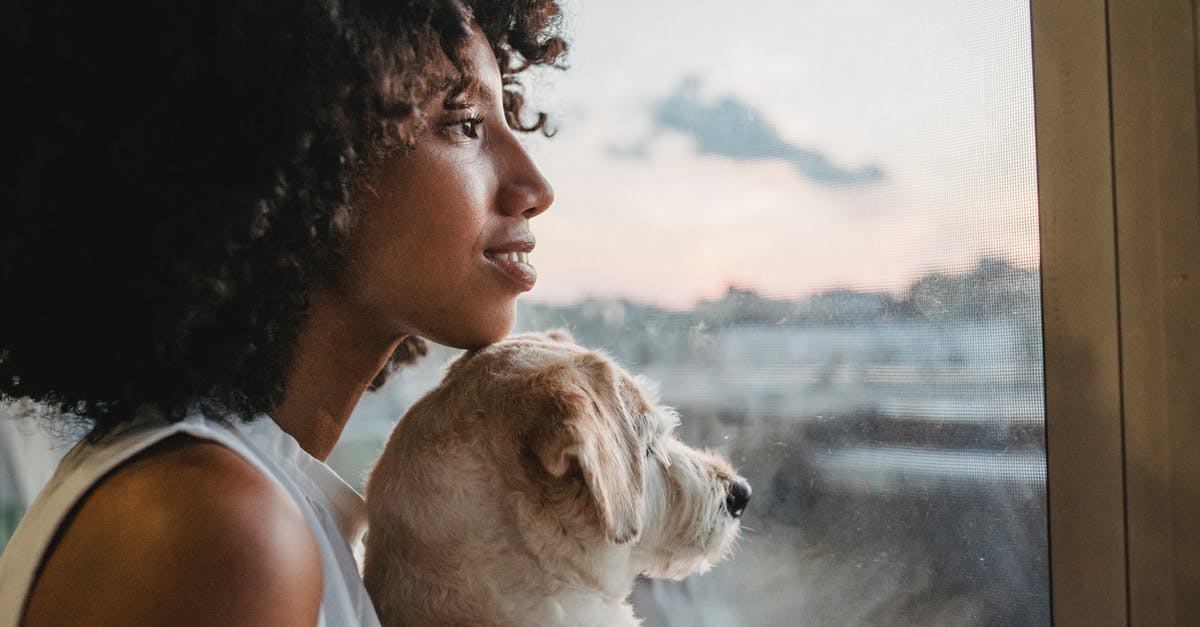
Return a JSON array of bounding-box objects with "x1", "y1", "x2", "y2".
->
[{"x1": 340, "y1": 27, "x2": 554, "y2": 350}]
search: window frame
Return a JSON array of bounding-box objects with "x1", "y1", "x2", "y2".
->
[{"x1": 1033, "y1": 0, "x2": 1200, "y2": 624}]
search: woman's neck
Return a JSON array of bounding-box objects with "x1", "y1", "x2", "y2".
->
[{"x1": 271, "y1": 294, "x2": 401, "y2": 461}]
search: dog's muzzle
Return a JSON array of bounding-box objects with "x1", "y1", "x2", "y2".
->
[{"x1": 725, "y1": 478, "x2": 752, "y2": 518}]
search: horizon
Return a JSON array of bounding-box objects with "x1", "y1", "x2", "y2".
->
[{"x1": 522, "y1": 256, "x2": 1041, "y2": 312}]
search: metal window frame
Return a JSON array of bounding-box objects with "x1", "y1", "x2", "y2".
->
[{"x1": 1033, "y1": 1, "x2": 1200, "y2": 625}]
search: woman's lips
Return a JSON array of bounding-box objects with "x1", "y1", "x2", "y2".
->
[{"x1": 484, "y1": 250, "x2": 537, "y2": 292}]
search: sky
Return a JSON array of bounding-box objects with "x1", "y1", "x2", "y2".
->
[{"x1": 515, "y1": 0, "x2": 1038, "y2": 309}]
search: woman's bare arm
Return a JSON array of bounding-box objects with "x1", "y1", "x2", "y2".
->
[{"x1": 22, "y1": 436, "x2": 323, "y2": 626}]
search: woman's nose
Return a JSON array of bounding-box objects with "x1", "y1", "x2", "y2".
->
[{"x1": 496, "y1": 135, "x2": 554, "y2": 219}]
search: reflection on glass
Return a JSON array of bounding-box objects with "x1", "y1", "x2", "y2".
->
[
  {"x1": 348, "y1": 0, "x2": 1047, "y2": 624},
  {"x1": 0, "y1": 3, "x2": 1048, "y2": 624}
]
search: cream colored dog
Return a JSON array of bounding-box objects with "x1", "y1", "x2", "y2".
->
[{"x1": 363, "y1": 330, "x2": 750, "y2": 627}]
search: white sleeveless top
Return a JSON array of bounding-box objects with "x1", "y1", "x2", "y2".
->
[{"x1": 0, "y1": 410, "x2": 382, "y2": 627}]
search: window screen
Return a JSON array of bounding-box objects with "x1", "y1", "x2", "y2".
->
[{"x1": 335, "y1": 0, "x2": 1048, "y2": 625}]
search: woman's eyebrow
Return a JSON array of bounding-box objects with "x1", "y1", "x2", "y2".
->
[
  {"x1": 469, "y1": 79, "x2": 498, "y2": 107},
  {"x1": 443, "y1": 80, "x2": 495, "y2": 111}
]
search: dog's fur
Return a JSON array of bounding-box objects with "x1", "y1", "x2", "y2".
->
[{"x1": 363, "y1": 331, "x2": 747, "y2": 627}]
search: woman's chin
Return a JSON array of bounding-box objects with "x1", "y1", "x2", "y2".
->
[{"x1": 418, "y1": 306, "x2": 516, "y2": 350}]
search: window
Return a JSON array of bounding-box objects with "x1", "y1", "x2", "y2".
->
[
  {"x1": 342, "y1": 1, "x2": 1050, "y2": 624},
  {"x1": 0, "y1": 404, "x2": 68, "y2": 547},
  {"x1": 4, "y1": 2, "x2": 1198, "y2": 624}
]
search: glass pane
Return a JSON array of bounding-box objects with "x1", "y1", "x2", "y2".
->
[
  {"x1": 338, "y1": 0, "x2": 1048, "y2": 625},
  {"x1": 0, "y1": 402, "x2": 71, "y2": 548},
  {"x1": 0, "y1": 4, "x2": 1048, "y2": 623}
]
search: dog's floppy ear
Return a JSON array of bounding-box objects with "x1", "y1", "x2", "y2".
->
[{"x1": 532, "y1": 351, "x2": 644, "y2": 544}]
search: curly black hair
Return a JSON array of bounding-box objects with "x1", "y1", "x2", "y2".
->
[{"x1": 0, "y1": 0, "x2": 567, "y2": 438}]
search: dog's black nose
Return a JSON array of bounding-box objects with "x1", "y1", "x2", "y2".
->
[{"x1": 725, "y1": 479, "x2": 751, "y2": 518}]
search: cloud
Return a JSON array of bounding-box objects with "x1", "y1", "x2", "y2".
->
[{"x1": 617, "y1": 77, "x2": 886, "y2": 186}]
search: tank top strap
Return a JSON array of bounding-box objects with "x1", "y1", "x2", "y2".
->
[{"x1": 0, "y1": 410, "x2": 381, "y2": 626}]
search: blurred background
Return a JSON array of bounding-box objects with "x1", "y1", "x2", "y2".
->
[{"x1": 2, "y1": 0, "x2": 1048, "y2": 624}]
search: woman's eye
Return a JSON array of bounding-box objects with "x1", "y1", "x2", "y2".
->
[{"x1": 443, "y1": 115, "x2": 484, "y2": 141}]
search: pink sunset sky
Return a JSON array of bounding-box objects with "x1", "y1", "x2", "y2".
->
[{"x1": 514, "y1": 0, "x2": 1038, "y2": 310}]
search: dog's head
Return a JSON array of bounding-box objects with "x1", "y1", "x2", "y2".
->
[
  {"x1": 365, "y1": 330, "x2": 749, "y2": 624},
  {"x1": 448, "y1": 330, "x2": 749, "y2": 578}
]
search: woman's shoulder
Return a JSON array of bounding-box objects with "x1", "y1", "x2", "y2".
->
[{"x1": 22, "y1": 434, "x2": 323, "y2": 625}]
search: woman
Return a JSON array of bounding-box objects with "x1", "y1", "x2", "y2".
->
[{"x1": 0, "y1": 1, "x2": 565, "y2": 624}]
